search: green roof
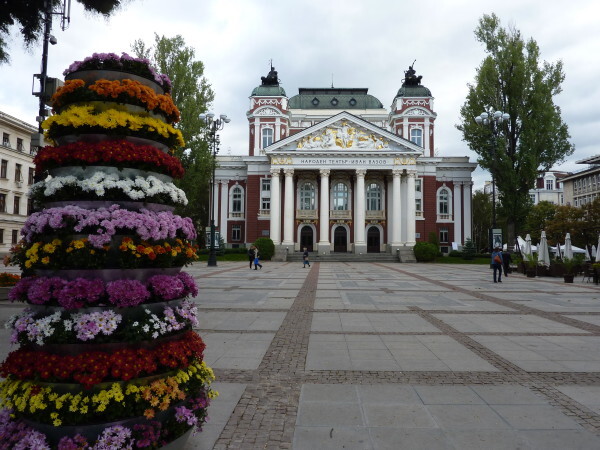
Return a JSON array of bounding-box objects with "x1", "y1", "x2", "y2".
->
[
  {"x1": 251, "y1": 85, "x2": 287, "y2": 96},
  {"x1": 395, "y1": 84, "x2": 432, "y2": 98},
  {"x1": 288, "y1": 88, "x2": 383, "y2": 110}
]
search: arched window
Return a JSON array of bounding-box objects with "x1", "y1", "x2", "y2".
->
[
  {"x1": 299, "y1": 182, "x2": 315, "y2": 210},
  {"x1": 437, "y1": 187, "x2": 453, "y2": 218},
  {"x1": 231, "y1": 185, "x2": 244, "y2": 213},
  {"x1": 262, "y1": 128, "x2": 273, "y2": 149},
  {"x1": 366, "y1": 183, "x2": 381, "y2": 210},
  {"x1": 410, "y1": 128, "x2": 423, "y2": 147},
  {"x1": 332, "y1": 182, "x2": 349, "y2": 210}
]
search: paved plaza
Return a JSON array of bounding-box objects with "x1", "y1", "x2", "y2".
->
[{"x1": 2, "y1": 262, "x2": 600, "y2": 449}]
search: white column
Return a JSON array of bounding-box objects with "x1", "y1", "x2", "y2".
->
[
  {"x1": 318, "y1": 169, "x2": 330, "y2": 254},
  {"x1": 386, "y1": 176, "x2": 394, "y2": 248},
  {"x1": 219, "y1": 180, "x2": 228, "y2": 243},
  {"x1": 453, "y1": 182, "x2": 462, "y2": 245},
  {"x1": 282, "y1": 168, "x2": 295, "y2": 246},
  {"x1": 391, "y1": 169, "x2": 402, "y2": 247},
  {"x1": 354, "y1": 169, "x2": 367, "y2": 253},
  {"x1": 406, "y1": 170, "x2": 417, "y2": 246},
  {"x1": 269, "y1": 169, "x2": 281, "y2": 245},
  {"x1": 463, "y1": 182, "x2": 473, "y2": 241}
]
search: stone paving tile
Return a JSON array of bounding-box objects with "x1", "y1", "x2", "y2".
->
[
  {"x1": 434, "y1": 313, "x2": 590, "y2": 333},
  {"x1": 555, "y1": 385, "x2": 600, "y2": 415},
  {"x1": 198, "y1": 311, "x2": 286, "y2": 331}
]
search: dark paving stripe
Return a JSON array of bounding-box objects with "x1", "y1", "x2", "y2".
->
[{"x1": 213, "y1": 263, "x2": 319, "y2": 449}]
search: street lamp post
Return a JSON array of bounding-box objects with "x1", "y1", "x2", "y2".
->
[
  {"x1": 200, "y1": 112, "x2": 230, "y2": 267},
  {"x1": 475, "y1": 110, "x2": 510, "y2": 250}
]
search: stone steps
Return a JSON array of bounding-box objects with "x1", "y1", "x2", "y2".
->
[{"x1": 287, "y1": 253, "x2": 399, "y2": 263}]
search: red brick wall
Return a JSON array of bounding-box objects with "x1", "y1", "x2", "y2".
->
[{"x1": 245, "y1": 175, "x2": 261, "y2": 243}]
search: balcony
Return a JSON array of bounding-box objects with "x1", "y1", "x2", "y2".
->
[
  {"x1": 229, "y1": 212, "x2": 245, "y2": 219},
  {"x1": 330, "y1": 209, "x2": 351, "y2": 220},
  {"x1": 258, "y1": 209, "x2": 270, "y2": 217},
  {"x1": 365, "y1": 210, "x2": 385, "y2": 220},
  {"x1": 296, "y1": 209, "x2": 318, "y2": 219},
  {"x1": 415, "y1": 210, "x2": 423, "y2": 218},
  {"x1": 437, "y1": 213, "x2": 453, "y2": 222}
]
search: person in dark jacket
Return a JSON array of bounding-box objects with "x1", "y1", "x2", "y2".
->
[
  {"x1": 502, "y1": 250, "x2": 512, "y2": 276},
  {"x1": 247, "y1": 246, "x2": 255, "y2": 269},
  {"x1": 491, "y1": 246, "x2": 503, "y2": 283},
  {"x1": 302, "y1": 247, "x2": 310, "y2": 268}
]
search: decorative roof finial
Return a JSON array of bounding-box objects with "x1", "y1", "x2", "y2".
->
[
  {"x1": 403, "y1": 60, "x2": 423, "y2": 86},
  {"x1": 261, "y1": 59, "x2": 280, "y2": 86}
]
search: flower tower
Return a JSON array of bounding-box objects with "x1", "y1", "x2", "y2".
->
[{"x1": 0, "y1": 53, "x2": 216, "y2": 448}]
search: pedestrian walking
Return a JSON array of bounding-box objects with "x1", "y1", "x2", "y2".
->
[
  {"x1": 253, "y1": 247, "x2": 262, "y2": 270},
  {"x1": 502, "y1": 249, "x2": 512, "y2": 277},
  {"x1": 491, "y1": 246, "x2": 503, "y2": 283},
  {"x1": 247, "y1": 245, "x2": 255, "y2": 269},
  {"x1": 302, "y1": 247, "x2": 311, "y2": 268}
]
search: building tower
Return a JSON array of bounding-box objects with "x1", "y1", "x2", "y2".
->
[
  {"x1": 388, "y1": 63, "x2": 437, "y2": 156},
  {"x1": 247, "y1": 64, "x2": 290, "y2": 156}
]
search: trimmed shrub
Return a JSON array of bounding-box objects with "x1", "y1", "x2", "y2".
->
[
  {"x1": 254, "y1": 237, "x2": 275, "y2": 260},
  {"x1": 413, "y1": 242, "x2": 438, "y2": 262}
]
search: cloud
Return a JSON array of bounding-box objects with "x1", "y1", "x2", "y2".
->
[{"x1": 1, "y1": 0, "x2": 597, "y2": 191}]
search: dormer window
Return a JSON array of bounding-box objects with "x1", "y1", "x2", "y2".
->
[
  {"x1": 330, "y1": 98, "x2": 339, "y2": 106},
  {"x1": 311, "y1": 97, "x2": 320, "y2": 106}
]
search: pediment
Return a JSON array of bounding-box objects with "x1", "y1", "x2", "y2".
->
[{"x1": 266, "y1": 111, "x2": 422, "y2": 154}]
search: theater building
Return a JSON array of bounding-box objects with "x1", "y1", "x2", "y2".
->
[{"x1": 213, "y1": 66, "x2": 476, "y2": 258}]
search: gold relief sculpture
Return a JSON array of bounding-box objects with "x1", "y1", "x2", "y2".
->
[
  {"x1": 296, "y1": 123, "x2": 390, "y2": 150},
  {"x1": 394, "y1": 156, "x2": 417, "y2": 165},
  {"x1": 271, "y1": 156, "x2": 293, "y2": 165}
]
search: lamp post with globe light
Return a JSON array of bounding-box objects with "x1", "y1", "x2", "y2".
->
[
  {"x1": 475, "y1": 110, "x2": 509, "y2": 251},
  {"x1": 200, "y1": 112, "x2": 230, "y2": 267}
]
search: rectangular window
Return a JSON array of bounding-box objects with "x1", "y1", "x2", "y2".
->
[
  {"x1": 0, "y1": 194, "x2": 5, "y2": 212},
  {"x1": 0, "y1": 229, "x2": 3, "y2": 243},
  {"x1": 28, "y1": 168, "x2": 35, "y2": 185},
  {"x1": 262, "y1": 128, "x2": 273, "y2": 149},
  {"x1": 13, "y1": 196, "x2": 20, "y2": 215},
  {"x1": 231, "y1": 225, "x2": 241, "y2": 241},
  {"x1": 15, "y1": 164, "x2": 22, "y2": 182},
  {"x1": 439, "y1": 227, "x2": 449, "y2": 243},
  {"x1": 0, "y1": 160, "x2": 7, "y2": 178},
  {"x1": 11, "y1": 230, "x2": 18, "y2": 244},
  {"x1": 415, "y1": 179, "x2": 422, "y2": 192},
  {"x1": 17, "y1": 138, "x2": 24, "y2": 152},
  {"x1": 27, "y1": 198, "x2": 34, "y2": 215},
  {"x1": 415, "y1": 198, "x2": 422, "y2": 212},
  {"x1": 410, "y1": 128, "x2": 422, "y2": 147},
  {"x1": 261, "y1": 178, "x2": 271, "y2": 210},
  {"x1": 546, "y1": 179, "x2": 553, "y2": 190},
  {"x1": 2, "y1": 133, "x2": 9, "y2": 147},
  {"x1": 529, "y1": 194, "x2": 536, "y2": 204}
]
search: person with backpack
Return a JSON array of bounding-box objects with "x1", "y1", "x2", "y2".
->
[
  {"x1": 491, "y1": 246, "x2": 504, "y2": 283},
  {"x1": 253, "y1": 246, "x2": 262, "y2": 270},
  {"x1": 302, "y1": 247, "x2": 310, "y2": 268}
]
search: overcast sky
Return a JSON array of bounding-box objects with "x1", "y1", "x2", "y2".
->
[{"x1": 1, "y1": 0, "x2": 598, "y2": 190}]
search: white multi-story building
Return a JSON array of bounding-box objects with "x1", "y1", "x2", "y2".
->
[
  {"x1": 0, "y1": 111, "x2": 37, "y2": 255},
  {"x1": 528, "y1": 171, "x2": 567, "y2": 205},
  {"x1": 561, "y1": 155, "x2": 600, "y2": 207}
]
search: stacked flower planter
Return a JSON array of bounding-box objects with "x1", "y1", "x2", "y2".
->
[{"x1": 0, "y1": 53, "x2": 216, "y2": 449}]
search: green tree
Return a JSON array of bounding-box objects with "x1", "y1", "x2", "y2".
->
[
  {"x1": 132, "y1": 34, "x2": 215, "y2": 231},
  {"x1": 0, "y1": 0, "x2": 129, "y2": 64},
  {"x1": 523, "y1": 201, "x2": 558, "y2": 244},
  {"x1": 545, "y1": 205, "x2": 585, "y2": 247},
  {"x1": 457, "y1": 13, "x2": 574, "y2": 247},
  {"x1": 581, "y1": 198, "x2": 600, "y2": 248},
  {"x1": 471, "y1": 190, "x2": 492, "y2": 252}
]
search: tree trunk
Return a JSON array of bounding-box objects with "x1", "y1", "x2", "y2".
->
[{"x1": 507, "y1": 221, "x2": 516, "y2": 251}]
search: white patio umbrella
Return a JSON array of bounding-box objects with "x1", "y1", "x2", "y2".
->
[
  {"x1": 556, "y1": 243, "x2": 562, "y2": 260},
  {"x1": 593, "y1": 245, "x2": 597, "y2": 259},
  {"x1": 523, "y1": 234, "x2": 532, "y2": 258},
  {"x1": 538, "y1": 231, "x2": 551, "y2": 267},
  {"x1": 564, "y1": 233, "x2": 573, "y2": 260}
]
